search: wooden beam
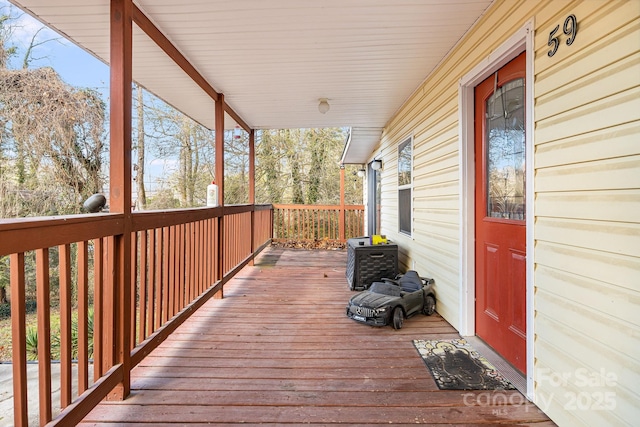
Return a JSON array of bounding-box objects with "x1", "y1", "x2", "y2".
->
[
  {"x1": 130, "y1": 207, "x2": 222, "y2": 232},
  {"x1": 249, "y1": 129, "x2": 255, "y2": 204},
  {"x1": 110, "y1": 233, "x2": 132, "y2": 400},
  {"x1": 249, "y1": 129, "x2": 255, "y2": 265},
  {"x1": 133, "y1": 4, "x2": 251, "y2": 132},
  {"x1": 215, "y1": 94, "x2": 225, "y2": 208},
  {"x1": 132, "y1": 5, "x2": 218, "y2": 103},
  {"x1": 109, "y1": 0, "x2": 133, "y2": 401},
  {"x1": 215, "y1": 94, "x2": 225, "y2": 296},
  {"x1": 0, "y1": 214, "x2": 123, "y2": 258},
  {"x1": 339, "y1": 166, "x2": 346, "y2": 241},
  {"x1": 46, "y1": 364, "x2": 124, "y2": 427},
  {"x1": 224, "y1": 103, "x2": 250, "y2": 132},
  {"x1": 110, "y1": 0, "x2": 132, "y2": 215}
]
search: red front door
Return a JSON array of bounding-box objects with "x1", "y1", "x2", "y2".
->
[{"x1": 474, "y1": 52, "x2": 527, "y2": 374}]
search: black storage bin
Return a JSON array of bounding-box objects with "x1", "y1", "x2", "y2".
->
[{"x1": 346, "y1": 237, "x2": 398, "y2": 291}]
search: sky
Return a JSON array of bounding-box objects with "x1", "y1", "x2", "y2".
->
[
  {"x1": 2, "y1": 0, "x2": 109, "y2": 90},
  {"x1": 2, "y1": 0, "x2": 177, "y2": 194}
]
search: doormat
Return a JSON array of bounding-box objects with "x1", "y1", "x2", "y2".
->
[{"x1": 413, "y1": 338, "x2": 516, "y2": 390}]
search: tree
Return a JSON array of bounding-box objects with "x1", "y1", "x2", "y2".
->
[
  {"x1": 134, "y1": 84, "x2": 147, "y2": 210},
  {"x1": 285, "y1": 130, "x2": 305, "y2": 204},
  {"x1": 306, "y1": 129, "x2": 326, "y2": 204},
  {"x1": 143, "y1": 94, "x2": 215, "y2": 208},
  {"x1": 256, "y1": 130, "x2": 285, "y2": 203},
  {"x1": 255, "y1": 128, "x2": 361, "y2": 205},
  {"x1": 0, "y1": 67, "x2": 106, "y2": 215},
  {"x1": 0, "y1": 11, "x2": 17, "y2": 69},
  {"x1": 224, "y1": 128, "x2": 249, "y2": 205},
  {"x1": 0, "y1": 256, "x2": 8, "y2": 303},
  {"x1": 0, "y1": 6, "x2": 106, "y2": 308},
  {"x1": 1, "y1": 6, "x2": 106, "y2": 217}
]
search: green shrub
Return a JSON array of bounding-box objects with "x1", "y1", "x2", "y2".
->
[
  {"x1": 0, "y1": 303, "x2": 10, "y2": 319},
  {"x1": 0, "y1": 300, "x2": 38, "y2": 320},
  {"x1": 25, "y1": 307, "x2": 95, "y2": 361},
  {"x1": 25, "y1": 326, "x2": 39, "y2": 361}
]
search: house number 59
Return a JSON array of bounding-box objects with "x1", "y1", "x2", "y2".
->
[{"x1": 548, "y1": 14, "x2": 578, "y2": 57}]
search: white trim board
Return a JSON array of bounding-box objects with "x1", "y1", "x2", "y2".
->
[{"x1": 457, "y1": 19, "x2": 535, "y2": 400}]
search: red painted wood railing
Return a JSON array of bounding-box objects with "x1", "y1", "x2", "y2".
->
[
  {"x1": 272, "y1": 204, "x2": 364, "y2": 242},
  {"x1": 0, "y1": 204, "x2": 272, "y2": 426}
]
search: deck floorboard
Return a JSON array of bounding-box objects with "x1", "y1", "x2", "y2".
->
[{"x1": 81, "y1": 247, "x2": 553, "y2": 426}]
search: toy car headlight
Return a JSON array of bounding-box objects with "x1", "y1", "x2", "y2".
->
[{"x1": 374, "y1": 307, "x2": 387, "y2": 315}]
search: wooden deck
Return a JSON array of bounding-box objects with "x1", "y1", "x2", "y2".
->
[{"x1": 80, "y1": 247, "x2": 553, "y2": 426}]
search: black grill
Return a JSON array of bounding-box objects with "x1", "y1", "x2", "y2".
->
[{"x1": 349, "y1": 305, "x2": 376, "y2": 317}]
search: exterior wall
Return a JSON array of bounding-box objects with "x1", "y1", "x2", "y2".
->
[
  {"x1": 532, "y1": 1, "x2": 639, "y2": 425},
  {"x1": 374, "y1": 1, "x2": 640, "y2": 426}
]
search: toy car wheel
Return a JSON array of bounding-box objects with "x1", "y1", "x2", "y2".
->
[
  {"x1": 423, "y1": 295, "x2": 436, "y2": 316},
  {"x1": 392, "y1": 306, "x2": 404, "y2": 329}
]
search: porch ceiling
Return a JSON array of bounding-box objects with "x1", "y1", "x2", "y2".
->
[{"x1": 10, "y1": 0, "x2": 492, "y2": 163}]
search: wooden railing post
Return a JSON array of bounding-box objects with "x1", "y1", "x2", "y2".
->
[
  {"x1": 10, "y1": 253, "x2": 27, "y2": 427},
  {"x1": 215, "y1": 94, "x2": 225, "y2": 297},
  {"x1": 108, "y1": 0, "x2": 133, "y2": 400},
  {"x1": 77, "y1": 242, "x2": 90, "y2": 394},
  {"x1": 59, "y1": 244, "x2": 73, "y2": 407},
  {"x1": 249, "y1": 129, "x2": 256, "y2": 265},
  {"x1": 36, "y1": 248, "x2": 52, "y2": 424},
  {"x1": 339, "y1": 166, "x2": 346, "y2": 241}
]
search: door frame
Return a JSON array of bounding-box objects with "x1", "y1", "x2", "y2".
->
[
  {"x1": 367, "y1": 160, "x2": 381, "y2": 236},
  {"x1": 457, "y1": 20, "x2": 535, "y2": 398}
]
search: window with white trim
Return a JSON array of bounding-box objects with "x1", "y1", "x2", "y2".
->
[{"x1": 398, "y1": 136, "x2": 412, "y2": 235}]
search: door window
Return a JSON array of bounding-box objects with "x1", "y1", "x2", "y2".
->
[
  {"x1": 367, "y1": 162, "x2": 382, "y2": 235},
  {"x1": 398, "y1": 137, "x2": 412, "y2": 235},
  {"x1": 485, "y1": 78, "x2": 525, "y2": 221}
]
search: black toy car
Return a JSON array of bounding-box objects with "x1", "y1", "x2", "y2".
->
[{"x1": 346, "y1": 270, "x2": 435, "y2": 329}]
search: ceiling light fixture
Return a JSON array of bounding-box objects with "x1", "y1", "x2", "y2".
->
[{"x1": 318, "y1": 98, "x2": 330, "y2": 114}]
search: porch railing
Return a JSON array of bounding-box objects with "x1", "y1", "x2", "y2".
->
[
  {"x1": 0, "y1": 204, "x2": 273, "y2": 426},
  {"x1": 272, "y1": 204, "x2": 364, "y2": 242}
]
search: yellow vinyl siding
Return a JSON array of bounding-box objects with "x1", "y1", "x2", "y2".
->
[
  {"x1": 536, "y1": 218, "x2": 640, "y2": 258},
  {"x1": 536, "y1": 53, "x2": 640, "y2": 122},
  {"x1": 529, "y1": 1, "x2": 639, "y2": 423},
  {"x1": 376, "y1": 0, "x2": 640, "y2": 425},
  {"x1": 534, "y1": 317, "x2": 636, "y2": 427},
  {"x1": 535, "y1": 122, "x2": 640, "y2": 169},
  {"x1": 536, "y1": 155, "x2": 640, "y2": 192},
  {"x1": 536, "y1": 88, "x2": 640, "y2": 144},
  {"x1": 535, "y1": 189, "x2": 640, "y2": 223},
  {"x1": 532, "y1": 1, "x2": 639, "y2": 423}
]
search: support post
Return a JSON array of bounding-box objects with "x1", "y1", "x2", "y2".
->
[
  {"x1": 249, "y1": 129, "x2": 256, "y2": 265},
  {"x1": 339, "y1": 165, "x2": 346, "y2": 241},
  {"x1": 108, "y1": 0, "x2": 133, "y2": 400},
  {"x1": 215, "y1": 94, "x2": 225, "y2": 298},
  {"x1": 249, "y1": 129, "x2": 255, "y2": 204}
]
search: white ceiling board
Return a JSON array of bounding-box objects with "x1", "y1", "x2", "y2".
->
[
  {"x1": 132, "y1": 25, "x2": 217, "y2": 130},
  {"x1": 132, "y1": 0, "x2": 493, "y2": 130},
  {"x1": 10, "y1": 0, "x2": 492, "y2": 154},
  {"x1": 341, "y1": 127, "x2": 384, "y2": 165}
]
